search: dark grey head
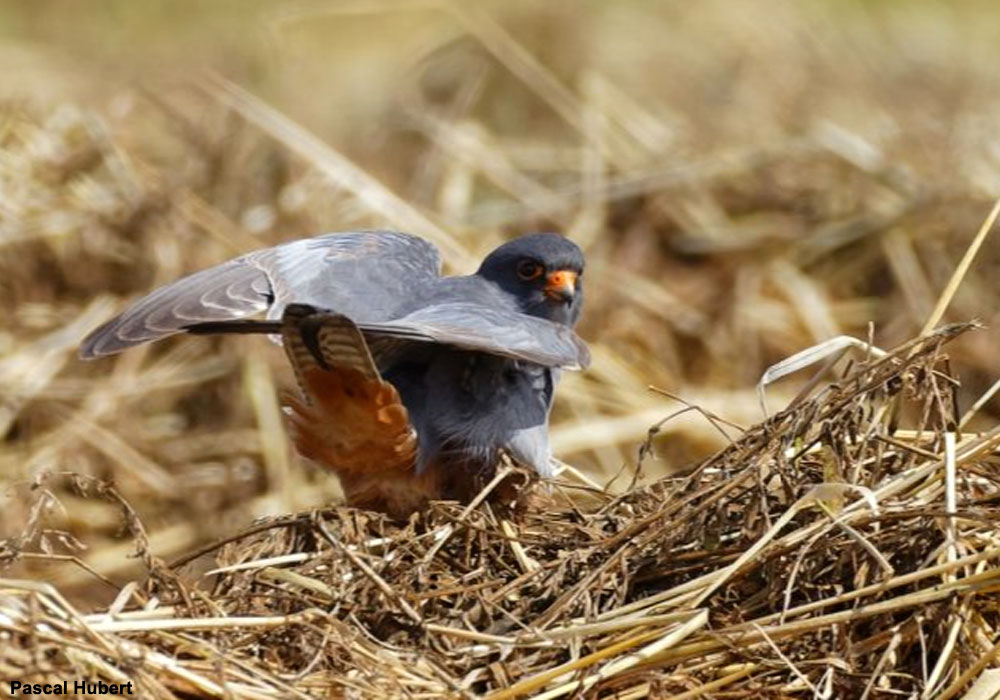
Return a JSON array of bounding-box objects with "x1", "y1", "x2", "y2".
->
[{"x1": 476, "y1": 233, "x2": 584, "y2": 327}]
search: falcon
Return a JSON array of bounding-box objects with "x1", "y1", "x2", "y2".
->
[{"x1": 80, "y1": 231, "x2": 588, "y2": 517}]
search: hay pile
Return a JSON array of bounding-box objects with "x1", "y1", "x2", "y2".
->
[{"x1": 4, "y1": 322, "x2": 1000, "y2": 698}]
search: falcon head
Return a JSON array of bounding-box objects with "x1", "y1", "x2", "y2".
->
[{"x1": 477, "y1": 233, "x2": 584, "y2": 327}]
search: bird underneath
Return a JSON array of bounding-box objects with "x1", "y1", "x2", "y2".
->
[{"x1": 80, "y1": 231, "x2": 587, "y2": 518}]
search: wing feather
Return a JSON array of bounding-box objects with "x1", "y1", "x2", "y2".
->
[
  {"x1": 182, "y1": 302, "x2": 590, "y2": 370},
  {"x1": 79, "y1": 231, "x2": 442, "y2": 358},
  {"x1": 359, "y1": 302, "x2": 590, "y2": 370}
]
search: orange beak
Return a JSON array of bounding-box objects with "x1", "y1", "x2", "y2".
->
[{"x1": 544, "y1": 270, "x2": 578, "y2": 302}]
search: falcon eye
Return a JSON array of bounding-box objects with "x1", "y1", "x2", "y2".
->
[{"x1": 516, "y1": 260, "x2": 544, "y2": 281}]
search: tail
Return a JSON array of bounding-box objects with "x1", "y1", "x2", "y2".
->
[
  {"x1": 278, "y1": 304, "x2": 380, "y2": 391},
  {"x1": 191, "y1": 304, "x2": 439, "y2": 518},
  {"x1": 274, "y1": 305, "x2": 435, "y2": 517}
]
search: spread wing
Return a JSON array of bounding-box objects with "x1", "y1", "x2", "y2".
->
[
  {"x1": 183, "y1": 301, "x2": 590, "y2": 371},
  {"x1": 360, "y1": 302, "x2": 591, "y2": 370},
  {"x1": 79, "y1": 231, "x2": 442, "y2": 359}
]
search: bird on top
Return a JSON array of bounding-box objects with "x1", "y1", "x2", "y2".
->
[{"x1": 80, "y1": 231, "x2": 587, "y2": 518}]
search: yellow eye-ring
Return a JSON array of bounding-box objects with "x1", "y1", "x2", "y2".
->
[{"x1": 517, "y1": 260, "x2": 544, "y2": 281}]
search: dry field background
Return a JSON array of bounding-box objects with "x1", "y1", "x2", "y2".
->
[{"x1": 2, "y1": 1, "x2": 1000, "y2": 697}]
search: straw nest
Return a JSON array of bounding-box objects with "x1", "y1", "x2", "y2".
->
[{"x1": 3, "y1": 321, "x2": 1000, "y2": 698}]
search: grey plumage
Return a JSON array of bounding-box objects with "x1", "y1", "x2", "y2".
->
[
  {"x1": 79, "y1": 231, "x2": 443, "y2": 358},
  {"x1": 80, "y1": 229, "x2": 587, "y2": 485}
]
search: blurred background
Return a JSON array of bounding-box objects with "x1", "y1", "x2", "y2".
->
[{"x1": 2, "y1": 0, "x2": 1000, "y2": 598}]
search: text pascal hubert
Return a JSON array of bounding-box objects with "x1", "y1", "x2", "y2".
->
[{"x1": 10, "y1": 679, "x2": 134, "y2": 695}]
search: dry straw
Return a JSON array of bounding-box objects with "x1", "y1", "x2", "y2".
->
[{"x1": 2, "y1": 318, "x2": 999, "y2": 698}]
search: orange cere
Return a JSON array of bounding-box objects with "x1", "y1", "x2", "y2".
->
[{"x1": 544, "y1": 269, "x2": 577, "y2": 297}]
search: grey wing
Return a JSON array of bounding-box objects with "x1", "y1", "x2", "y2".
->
[
  {"x1": 79, "y1": 231, "x2": 442, "y2": 359},
  {"x1": 359, "y1": 302, "x2": 591, "y2": 370},
  {"x1": 506, "y1": 366, "x2": 557, "y2": 477}
]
